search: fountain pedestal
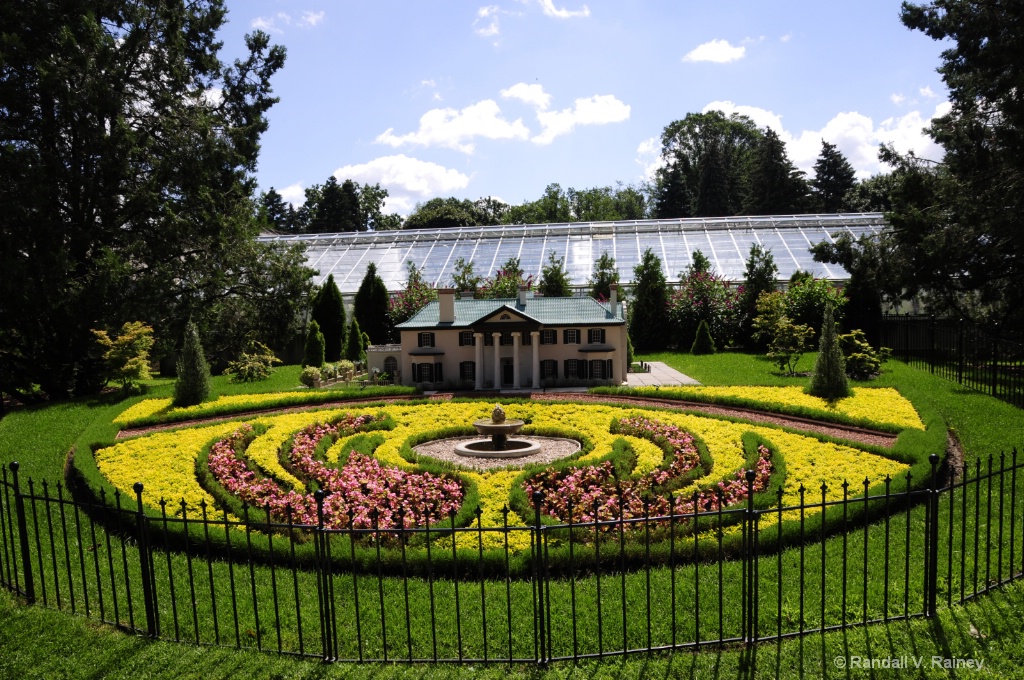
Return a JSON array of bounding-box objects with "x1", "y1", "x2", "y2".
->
[{"x1": 453, "y1": 405, "x2": 542, "y2": 458}]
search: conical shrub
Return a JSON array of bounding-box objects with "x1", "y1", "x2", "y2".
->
[
  {"x1": 807, "y1": 302, "x2": 850, "y2": 400},
  {"x1": 690, "y1": 319, "x2": 717, "y2": 355},
  {"x1": 173, "y1": 321, "x2": 210, "y2": 407},
  {"x1": 302, "y1": 320, "x2": 325, "y2": 368}
]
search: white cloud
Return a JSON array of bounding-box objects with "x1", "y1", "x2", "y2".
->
[
  {"x1": 538, "y1": 0, "x2": 590, "y2": 19},
  {"x1": 375, "y1": 100, "x2": 530, "y2": 153},
  {"x1": 500, "y1": 82, "x2": 553, "y2": 110},
  {"x1": 780, "y1": 33, "x2": 792, "y2": 43},
  {"x1": 474, "y1": 5, "x2": 502, "y2": 36},
  {"x1": 702, "y1": 100, "x2": 949, "y2": 178},
  {"x1": 251, "y1": 16, "x2": 280, "y2": 32},
  {"x1": 682, "y1": 39, "x2": 745, "y2": 63},
  {"x1": 920, "y1": 85, "x2": 937, "y2": 98},
  {"x1": 891, "y1": 93, "x2": 907, "y2": 105},
  {"x1": 421, "y1": 79, "x2": 437, "y2": 88},
  {"x1": 333, "y1": 155, "x2": 471, "y2": 215},
  {"x1": 533, "y1": 94, "x2": 630, "y2": 144},
  {"x1": 298, "y1": 10, "x2": 325, "y2": 27},
  {"x1": 278, "y1": 183, "x2": 306, "y2": 206},
  {"x1": 635, "y1": 137, "x2": 665, "y2": 181}
]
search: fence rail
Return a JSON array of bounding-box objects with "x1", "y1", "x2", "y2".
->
[
  {"x1": 882, "y1": 314, "x2": 1024, "y2": 408},
  {"x1": 1, "y1": 452, "x2": 1022, "y2": 664}
]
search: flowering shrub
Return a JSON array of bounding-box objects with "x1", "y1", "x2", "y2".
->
[
  {"x1": 207, "y1": 415, "x2": 464, "y2": 529},
  {"x1": 667, "y1": 270, "x2": 742, "y2": 349}
]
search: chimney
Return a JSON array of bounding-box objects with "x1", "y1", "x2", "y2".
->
[
  {"x1": 518, "y1": 284, "x2": 530, "y2": 307},
  {"x1": 609, "y1": 283, "x2": 618, "y2": 313},
  {"x1": 438, "y1": 288, "x2": 455, "y2": 323}
]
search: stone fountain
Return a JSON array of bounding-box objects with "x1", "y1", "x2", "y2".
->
[{"x1": 453, "y1": 404, "x2": 542, "y2": 458}]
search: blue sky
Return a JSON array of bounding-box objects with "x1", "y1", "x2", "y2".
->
[{"x1": 217, "y1": 1, "x2": 951, "y2": 215}]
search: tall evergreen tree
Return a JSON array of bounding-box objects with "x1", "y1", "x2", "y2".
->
[
  {"x1": 259, "y1": 188, "x2": 293, "y2": 233},
  {"x1": 0, "y1": 1, "x2": 287, "y2": 398},
  {"x1": 310, "y1": 274, "x2": 346, "y2": 362},
  {"x1": 302, "y1": 320, "x2": 325, "y2": 368},
  {"x1": 811, "y1": 141, "x2": 857, "y2": 213},
  {"x1": 807, "y1": 302, "x2": 850, "y2": 400},
  {"x1": 173, "y1": 321, "x2": 211, "y2": 407},
  {"x1": 739, "y1": 244, "x2": 779, "y2": 348},
  {"x1": 695, "y1": 137, "x2": 732, "y2": 217},
  {"x1": 307, "y1": 176, "x2": 363, "y2": 233},
  {"x1": 742, "y1": 128, "x2": 809, "y2": 215},
  {"x1": 628, "y1": 248, "x2": 670, "y2": 352},
  {"x1": 344, "y1": 317, "x2": 366, "y2": 363},
  {"x1": 538, "y1": 251, "x2": 573, "y2": 297},
  {"x1": 354, "y1": 263, "x2": 392, "y2": 344},
  {"x1": 589, "y1": 251, "x2": 620, "y2": 301}
]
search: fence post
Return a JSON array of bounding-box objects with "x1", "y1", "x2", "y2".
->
[
  {"x1": 313, "y1": 490, "x2": 334, "y2": 662},
  {"x1": 991, "y1": 325, "x2": 1000, "y2": 398},
  {"x1": 929, "y1": 315, "x2": 936, "y2": 373},
  {"x1": 532, "y1": 490, "x2": 547, "y2": 665},
  {"x1": 133, "y1": 483, "x2": 158, "y2": 637},
  {"x1": 926, "y1": 454, "x2": 941, "y2": 617},
  {"x1": 957, "y1": 319, "x2": 965, "y2": 385},
  {"x1": 9, "y1": 462, "x2": 34, "y2": 604},
  {"x1": 743, "y1": 469, "x2": 756, "y2": 645},
  {"x1": 903, "y1": 314, "x2": 910, "y2": 364}
]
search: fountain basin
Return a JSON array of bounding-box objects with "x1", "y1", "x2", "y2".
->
[{"x1": 453, "y1": 438, "x2": 542, "y2": 458}]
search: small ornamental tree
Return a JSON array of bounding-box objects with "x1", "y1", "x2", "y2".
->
[
  {"x1": 223, "y1": 341, "x2": 281, "y2": 383},
  {"x1": 302, "y1": 320, "x2": 325, "y2": 368},
  {"x1": 344, "y1": 316, "x2": 366, "y2": 363},
  {"x1": 311, "y1": 274, "x2": 346, "y2": 362},
  {"x1": 668, "y1": 268, "x2": 741, "y2": 349},
  {"x1": 589, "y1": 251, "x2": 619, "y2": 301},
  {"x1": 91, "y1": 321, "x2": 154, "y2": 393},
  {"x1": 687, "y1": 249, "x2": 713, "y2": 276},
  {"x1": 389, "y1": 261, "x2": 438, "y2": 327},
  {"x1": 740, "y1": 244, "x2": 779, "y2": 348},
  {"x1": 767, "y1": 319, "x2": 815, "y2": 375},
  {"x1": 173, "y1": 321, "x2": 210, "y2": 406},
  {"x1": 839, "y1": 329, "x2": 892, "y2": 380},
  {"x1": 451, "y1": 257, "x2": 481, "y2": 295},
  {"x1": 690, "y1": 320, "x2": 716, "y2": 355},
  {"x1": 807, "y1": 302, "x2": 850, "y2": 399},
  {"x1": 479, "y1": 256, "x2": 534, "y2": 299},
  {"x1": 785, "y1": 275, "x2": 845, "y2": 335},
  {"x1": 538, "y1": 251, "x2": 573, "y2": 297},
  {"x1": 628, "y1": 248, "x2": 669, "y2": 352}
]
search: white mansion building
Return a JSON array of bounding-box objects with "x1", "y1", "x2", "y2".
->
[{"x1": 371, "y1": 285, "x2": 627, "y2": 390}]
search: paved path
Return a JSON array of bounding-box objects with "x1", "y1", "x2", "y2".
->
[{"x1": 625, "y1": 361, "x2": 700, "y2": 387}]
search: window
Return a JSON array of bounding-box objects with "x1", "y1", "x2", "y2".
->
[
  {"x1": 484, "y1": 333, "x2": 494, "y2": 346},
  {"x1": 564, "y1": 359, "x2": 578, "y2": 379},
  {"x1": 563, "y1": 329, "x2": 580, "y2": 344},
  {"x1": 418, "y1": 332, "x2": 435, "y2": 348},
  {"x1": 460, "y1": 361, "x2": 476, "y2": 381},
  {"x1": 522, "y1": 332, "x2": 531, "y2": 346},
  {"x1": 413, "y1": 362, "x2": 433, "y2": 382},
  {"x1": 590, "y1": 360, "x2": 605, "y2": 379},
  {"x1": 500, "y1": 331, "x2": 514, "y2": 346},
  {"x1": 588, "y1": 328, "x2": 605, "y2": 344},
  {"x1": 458, "y1": 331, "x2": 475, "y2": 346},
  {"x1": 541, "y1": 360, "x2": 557, "y2": 379},
  {"x1": 541, "y1": 329, "x2": 557, "y2": 345},
  {"x1": 383, "y1": 357, "x2": 397, "y2": 375}
]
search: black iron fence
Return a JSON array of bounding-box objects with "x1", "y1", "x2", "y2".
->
[
  {"x1": 882, "y1": 314, "x2": 1024, "y2": 408},
  {"x1": 0, "y1": 452, "x2": 1022, "y2": 664}
]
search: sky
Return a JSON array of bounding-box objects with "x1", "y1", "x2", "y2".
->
[{"x1": 216, "y1": 1, "x2": 952, "y2": 216}]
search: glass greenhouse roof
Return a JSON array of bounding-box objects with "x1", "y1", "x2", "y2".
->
[{"x1": 257, "y1": 213, "x2": 887, "y2": 293}]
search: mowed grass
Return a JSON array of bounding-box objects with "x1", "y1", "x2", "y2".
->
[{"x1": 1, "y1": 357, "x2": 1024, "y2": 678}]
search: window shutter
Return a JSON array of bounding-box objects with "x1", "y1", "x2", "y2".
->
[
  {"x1": 417, "y1": 334, "x2": 424, "y2": 348},
  {"x1": 412, "y1": 363, "x2": 419, "y2": 381},
  {"x1": 563, "y1": 329, "x2": 569, "y2": 345},
  {"x1": 435, "y1": 362, "x2": 443, "y2": 383},
  {"x1": 563, "y1": 359, "x2": 570, "y2": 378},
  {"x1": 458, "y1": 333, "x2": 464, "y2": 346},
  {"x1": 580, "y1": 360, "x2": 589, "y2": 379},
  {"x1": 607, "y1": 359, "x2": 613, "y2": 380},
  {"x1": 600, "y1": 329, "x2": 606, "y2": 343},
  {"x1": 551, "y1": 360, "x2": 558, "y2": 378}
]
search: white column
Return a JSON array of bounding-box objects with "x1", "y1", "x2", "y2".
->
[
  {"x1": 474, "y1": 333, "x2": 484, "y2": 389},
  {"x1": 512, "y1": 332, "x2": 521, "y2": 388},
  {"x1": 492, "y1": 332, "x2": 501, "y2": 388},
  {"x1": 531, "y1": 331, "x2": 540, "y2": 389}
]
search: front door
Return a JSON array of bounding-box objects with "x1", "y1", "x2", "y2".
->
[{"x1": 501, "y1": 358, "x2": 514, "y2": 386}]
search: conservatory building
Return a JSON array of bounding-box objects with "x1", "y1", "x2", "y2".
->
[{"x1": 390, "y1": 286, "x2": 627, "y2": 390}]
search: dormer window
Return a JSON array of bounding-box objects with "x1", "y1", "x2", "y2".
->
[
  {"x1": 588, "y1": 328, "x2": 605, "y2": 344},
  {"x1": 418, "y1": 332, "x2": 435, "y2": 348}
]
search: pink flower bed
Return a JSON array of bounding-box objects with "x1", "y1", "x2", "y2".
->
[
  {"x1": 207, "y1": 415, "x2": 464, "y2": 529},
  {"x1": 523, "y1": 416, "x2": 772, "y2": 524}
]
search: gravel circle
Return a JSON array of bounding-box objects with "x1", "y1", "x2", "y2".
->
[{"x1": 412, "y1": 436, "x2": 581, "y2": 471}]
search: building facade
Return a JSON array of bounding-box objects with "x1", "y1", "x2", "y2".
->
[{"x1": 387, "y1": 286, "x2": 627, "y2": 390}]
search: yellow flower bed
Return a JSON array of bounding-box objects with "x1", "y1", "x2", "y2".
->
[
  {"x1": 97, "y1": 401, "x2": 912, "y2": 532},
  {"x1": 629, "y1": 386, "x2": 924, "y2": 431}
]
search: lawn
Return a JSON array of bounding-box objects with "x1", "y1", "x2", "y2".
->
[{"x1": 1, "y1": 355, "x2": 1023, "y2": 678}]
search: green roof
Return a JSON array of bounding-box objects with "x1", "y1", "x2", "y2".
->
[{"x1": 396, "y1": 296, "x2": 625, "y2": 329}]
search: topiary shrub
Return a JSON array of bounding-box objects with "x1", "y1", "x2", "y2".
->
[
  {"x1": 690, "y1": 320, "x2": 717, "y2": 355},
  {"x1": 839, "y1": 329, "x2": 892, "y2": 380},
  {"x1": 807, "y1": 302, "x2": 850, "y2": 400},
  {"x1": 299, "y1": 366, "x2": 321, "y2": 388},
  {"x1": 302, "y1": 320, "x2": 325, "y2": 368},
  {"x1": 173, "y1": 321, "x2": 210, "y2": 406},
  {"x1": 345, "y1": 317, "x2": 366, "y2": 363}
]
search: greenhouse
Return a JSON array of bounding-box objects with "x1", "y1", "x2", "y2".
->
[{"x1": 257, "y1": 213, "x2": 888, "y2": 292}]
